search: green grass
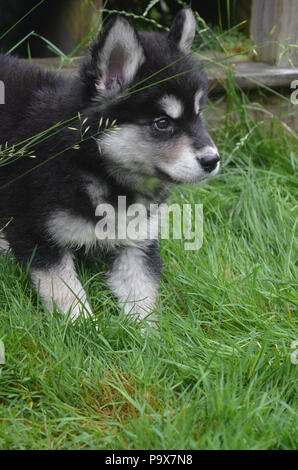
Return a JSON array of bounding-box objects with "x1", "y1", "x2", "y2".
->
[
  {"x1": 0, "y1": 0, "x2": 297, "y2": 451},
  {"x1": 0, "y1": 76, "x2": 297, "y2": 449}
]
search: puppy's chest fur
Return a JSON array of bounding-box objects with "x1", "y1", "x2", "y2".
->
[{"x1": 46, "y1": 174, "x2": 167, "y2": 252}]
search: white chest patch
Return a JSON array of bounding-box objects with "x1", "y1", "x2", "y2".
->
[
  {"x1": 47, "y1": 211, "x2": 99, "y2": 252},
  {"x1": 47, "y1": 203, "x2": 160, "y2": 253}
]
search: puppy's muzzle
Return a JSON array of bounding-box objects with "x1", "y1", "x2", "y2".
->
[{"x1": 197, "y1": 153, "x2": 220, "y2": 173}]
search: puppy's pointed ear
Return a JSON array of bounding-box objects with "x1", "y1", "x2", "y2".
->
[
  {"x1": 168, "y1": 7, "x2": 196, "y2": 54},
  {"x1": 89, "y1": 15, "x2": 145, "y2": 96}
]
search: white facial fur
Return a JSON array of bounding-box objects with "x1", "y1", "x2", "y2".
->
[
  {"x1": 158, "y1": 141, "x2": 220, "y2": 183},
  {"x1": 159, "y1": 95, "x2": 184, "y2": 119},
  {"x1": 100, "y1": 124, "x2": 219, "y2": 184}
]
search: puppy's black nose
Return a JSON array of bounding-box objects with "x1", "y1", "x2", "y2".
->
[{"x1": 199, "y1": 154, "x2": 220, "y2": 173}]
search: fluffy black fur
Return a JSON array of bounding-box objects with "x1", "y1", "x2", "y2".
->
[{"x1": 0, "y1": 8, "x2": 217, "y2": 322}]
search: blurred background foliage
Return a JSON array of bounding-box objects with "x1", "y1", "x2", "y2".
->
[{"x1": 0, "y1": 0, "x2": 251, "y2": 57}]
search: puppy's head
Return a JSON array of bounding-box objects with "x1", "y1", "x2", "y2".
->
[{"x1": 82, "y1": 7, "x2": 220, "y2": 184}]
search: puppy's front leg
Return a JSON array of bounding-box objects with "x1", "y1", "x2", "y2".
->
[
  {"x1": 31, "y1": 252, "x2": 93, "y2": 322},
  {"x1": 106, "y1": 244, "x2": 161, "y2": 325}
]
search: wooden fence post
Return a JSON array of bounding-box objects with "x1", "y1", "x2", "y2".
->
[
  {"x1": 251, "y1": 0, "x2": 298, "y2": 66},
  {"x1": 46, "y1": 0, "x2": 102, "y2": 55}
]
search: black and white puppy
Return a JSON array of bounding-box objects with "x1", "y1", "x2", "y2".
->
[{"x1": 0, "y1": 7, "x2": 219, "y2": 324}]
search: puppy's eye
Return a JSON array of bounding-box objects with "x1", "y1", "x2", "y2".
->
[{"x1": 153, "y1": 117, "x2": 171, "y2": 132}]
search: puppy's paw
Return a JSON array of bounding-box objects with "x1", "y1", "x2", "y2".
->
[
  {"x1": 122, "y1": 300, "x2": 158, "y2": 330},
  {"x1": 69, "y1": 299, "x2": 94, "y2": 323}
]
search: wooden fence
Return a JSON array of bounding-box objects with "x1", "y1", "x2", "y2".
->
[{"x1": 251, "y1": 0, "x2": 298, "y2": 66}]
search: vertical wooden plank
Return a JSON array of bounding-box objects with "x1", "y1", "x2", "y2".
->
[
  {"x1": 251, "y1": 0, "x2": 298, "y2": 66},
  {"x1": 47, "y1": 0, "x2": 102, "y2": 55}
]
